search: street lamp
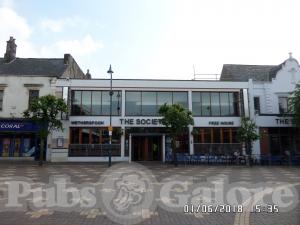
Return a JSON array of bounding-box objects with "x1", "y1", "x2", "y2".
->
[{"x1": 107, "y1": 64, "x2": 114, "y2": 167}]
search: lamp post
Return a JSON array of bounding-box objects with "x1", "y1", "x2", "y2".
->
[{"x1": 107, "y1": 64, "x2": 114, "y2": 167}]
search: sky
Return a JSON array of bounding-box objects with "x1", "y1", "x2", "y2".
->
[{"x1": 1, "y1": 0, "x2": 300, "y2": 79}]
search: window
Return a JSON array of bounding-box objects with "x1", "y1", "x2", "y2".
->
[
  {"x1": 125, "y1": 91, "x2": 188, "y2": 116},
  {"x1": 220, "y1": 93, "x2": 230, "y2": 116},
  {"x1": 0, "y1": 90, "x2": 3, "y2": 111},
  {"x1": 278, "y1": 97, "x2": 288, "y2": 114},
  {"x1": 142, "y1": 92, "x2": 157, "y2": 116},
  {"x1": 28, "y1": 90, "x2": 39, "y2": 107},
  {"x1": 192, "y1": 92, "x2": 201, "y2": 115},
  {"x1": 201, "y1": 92, "x2": 211, "y2": 116},
  {"x1": 211, "y1": 93, "x2": 220, "y2": 116},
  {"x1": 254, "y1": 96, "x2": 260, "y2": 114},
  {"x1": 71, "y1": 90, "x2": 122, "y2": 116},
  {"x1": 173, "y1": 92, "x2": 188, "y2": 108},
  {"x1": 126, "y1": 91, "x2": 141, "y2": 116}
]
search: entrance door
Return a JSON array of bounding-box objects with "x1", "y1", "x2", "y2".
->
[{"x1": 132, "y1": 136, "x2": 162, "y2": 161}]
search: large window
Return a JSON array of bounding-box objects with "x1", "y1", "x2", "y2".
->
[
  {"x1": 71, "y1": 90, "x2": 122, "y2": 116},
  {"x1": 192, "y1": 92, "x2": 240, "y2": 116},
  {"x1": 0, "y1": 90, "x2": 3, "y2": 111},
  {"x1": 125, "y1": 91, "x2": 188, "y2": 116}
]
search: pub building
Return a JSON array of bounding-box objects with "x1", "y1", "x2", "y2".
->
[{"x1": 52, "y1": 78, "x2": 249, "y2": 162}]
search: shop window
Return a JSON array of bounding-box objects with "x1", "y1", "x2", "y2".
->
[
  {"x1": 0, "y1": 90, "x2": 3, "y2": 111},
  {"x1": 70, "y1": 128, "x2": 80, "y2": 144},
  {"x1": 28, "y1": 90, "x2": 39, "y2": 108}
]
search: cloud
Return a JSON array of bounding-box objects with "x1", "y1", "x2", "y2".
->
[
  {"x1": 40, "y1": 17, "x2": 84, "y2": 33},
  {"x1": 41, "y1": 34, "x2": 103, "y2": 57},
  {"x1": 0, "y1": 7, "x2": 41, "y2": 57}
]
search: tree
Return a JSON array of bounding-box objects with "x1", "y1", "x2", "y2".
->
[
  {"x1": 288, "y1": 84, "x2": 300, "y2": 127},
  {"x1": 158, "y1": 104, "x2": 194, "y2": 166},
  {"x1": 23, "y1": 95, "x2": 68, "y2": 166},
  {"x1": 237, "y1": 117, "x2": 260, "y2": 164}
]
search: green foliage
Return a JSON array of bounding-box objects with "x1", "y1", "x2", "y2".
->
[
  {"x1": 158, "y1": 103, "x2": 194, "y2": 137},
  {"x1": 23, "y1": 95, "x2": 68, "y2": 138},
  {"x1": 288, "y1": 84, "x2": 300, "y2": 127},
  {"x1": 237, "y1": 117, "x2": 259, "y2": 144}
]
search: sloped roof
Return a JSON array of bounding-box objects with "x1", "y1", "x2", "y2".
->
[
  {"x1": 220, "y1": 64, "x2": 282, "y2": 81},
  {"x1": 0, "y1": 57, "x2": 68, "y2": 77}
]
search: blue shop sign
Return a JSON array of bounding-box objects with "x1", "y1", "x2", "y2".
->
[{"x1": 0, "y1": 121, "x2": 39, "y2": 132}]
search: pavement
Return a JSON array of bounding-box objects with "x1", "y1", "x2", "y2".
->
[{"x1": 0, "y1": 162, "x2": 299, "y2": 225}]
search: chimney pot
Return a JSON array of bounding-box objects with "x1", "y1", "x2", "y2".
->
[
  {"x1": 64, "y1": 54, "x2": 71, "y2": 64},
  {"x1": 4, "y1": 36, "x2": 17, "y2": 63}
]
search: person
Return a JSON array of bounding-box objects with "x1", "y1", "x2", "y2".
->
[{"x1": 233, "y1": 150, "x2": 240, "y2": 165}]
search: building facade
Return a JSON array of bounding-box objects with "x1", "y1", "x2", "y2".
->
[
  {"x1": 0, "y1": 37, "x2": 87, "y2": 160},
  {"x1": 222, "y1": 53, "x2": 300, "y2": 160},
  {"x1": 51, "y1": 79, "x2": 250, "y2": 162}
]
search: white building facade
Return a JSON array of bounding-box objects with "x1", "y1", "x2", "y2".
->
[{"x1": 51, "y1": 79, "x2": 250, "y2": 162}]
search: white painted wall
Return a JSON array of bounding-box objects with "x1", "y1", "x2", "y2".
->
[{"x1": 0, "y1": 76, "x2": 57, "y2": 118}]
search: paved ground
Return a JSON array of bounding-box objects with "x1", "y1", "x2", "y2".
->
[{"x1": 0, "y1": 162, "x2": 299, "y2": 225}]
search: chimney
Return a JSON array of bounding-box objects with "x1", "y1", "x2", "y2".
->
[
  {"x1": 4, "y1": 36, "x2": 17, "y2": 63},
  {"x1": 64, "y1": 53, "x2": 71, "y2": 64}
]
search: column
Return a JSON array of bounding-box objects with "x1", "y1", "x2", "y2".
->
[
  {"x1": 120, "y1": 127, "x2": 125, "y2": 159},
  {"x1": 162, "y1": 134, "x2": 165, "y2": 162},
  {"x1": 129, "y1": 134, "x2": 132, "y2": 163},
  {"x1": 189, "y1": 125, "x2": 194, "y2": 155}
]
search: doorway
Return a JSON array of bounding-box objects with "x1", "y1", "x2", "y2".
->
[{"x1": 132, "y1": 136, "x2": 162, "y2": 161}]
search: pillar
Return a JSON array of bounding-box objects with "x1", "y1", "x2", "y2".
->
[{"x1": 162, "y1": 134, "x2": 166, "y2": 162}]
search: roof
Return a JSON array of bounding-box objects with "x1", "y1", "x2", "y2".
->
[
  {"x1": 0, "y1": 57, "x2": 68, "y2": 77},
  {"x1": 220, "y1": 64, "x2": 282, "y2": 82}
]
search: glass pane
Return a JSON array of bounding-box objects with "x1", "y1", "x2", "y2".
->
[
  {"x1": 223, "y1": 128, "x2": 230, "y2": 143},
  {"x1": 173, "y1": 92, "x2": 188, "y2": 108},
  {"x1": 81, "y1": 128, "x2": 90, "y2": 144},
  {"x1": 192, "y1": 92, "x2": 201, "y2": 115},
  {"x1": 92, "y1": 91, "x2": 101, "y2": 115},
  {"x1": 229, "y1": 93, "x2": 239, "y2": 116},
  {"x1": 203, "y1": 128, "x2": 211, "y2": 143},
  {"x1": 142, "y1": 92, "x2": 157, "y2": 116},
  {"x1": 279, "y1": 97, "x2": 288, "y2": 113},
  {"x1": 102, "y1": 91, "x2": 110, "y2": 115},
  {"x1": 81, "y1": 91, "x2": 91, "y2": 115},
  {"x1": 213, "y1": 128, "x2": 221, "y2": 143},
  {"x1": 211, "y1": 93, "x2": 220, "y2": 116},
  {"x1": 71, "y1": 91, "x2": 81, "y2": 115},
  {"x1": 126, "y1": 92, "x2": 141, "y2": 115},
  {"x1": 201, "y1": 92, "x2": 211, "y2": 116},
  {"x1": 70, "y1": 128, "x2": 80, "y2": 144},
  {"x1": 220, "y1": 93, "x2": 230, "y2": 116},
  {"x1": 112, "y1": 91, "x2": 122, "y2": 116},
  {"x1": 157, "y1": 92, "x2": 172, "y2": 106},
  {"x1": 91, "y1": 128, "x2": 100, "y2": 144}
]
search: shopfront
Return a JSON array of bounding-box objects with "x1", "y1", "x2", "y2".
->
[{"x1": 0, "y1": 120, "x2": 39, "y2": 158}]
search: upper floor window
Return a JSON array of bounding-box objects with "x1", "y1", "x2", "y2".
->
[
  {"x1": 278, "y1": 97, "x2": 288, "y2": 114},
  {"x1": 192, "y1": 92, "x2": 239, "y2": 116},
  {"x1": 254, "y1": 96, "x2": 260, "y2": 114},
  {"x1": 125, "y1": 91, "x2": 188, "y2": 116},
  {"x1": 0, "y1": 90, "x2": 3, "y2": 111},
  {"x1": 71, "y1": 90, "x2": 122, "y2": 116},
  {"x1": 28, "y1": 90, "x2": 39, "y2": 107}
]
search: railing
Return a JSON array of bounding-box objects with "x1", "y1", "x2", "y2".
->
[
  {"x1": 194, "y1": 143, "x2": 242, "y2": 155},
  {"x1": 69, "y1": 144, "x2": 121, "y2": 157}
]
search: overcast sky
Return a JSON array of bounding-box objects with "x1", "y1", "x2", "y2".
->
[{"x1": 1, "y1": 0, "x2": 300, "y2": 79}]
